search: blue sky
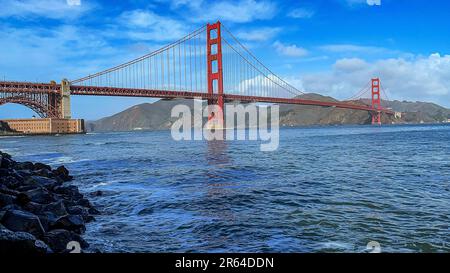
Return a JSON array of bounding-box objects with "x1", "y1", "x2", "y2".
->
[{"x1": 0, "y1": 0, "x2": 449, "y2": 120}]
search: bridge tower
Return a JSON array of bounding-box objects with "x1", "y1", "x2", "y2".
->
[
  {"x1": 61, "y1": 79, "x2": 71, "y2": 119},
  {"x1": 206, "y1": 21, "x2": 224, "y2": 127},
  {"x1": 371, "y1": 78, "x2": 381, "y2": 125}
]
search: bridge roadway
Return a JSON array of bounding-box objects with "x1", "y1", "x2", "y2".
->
[{"x1": 1, "y1": 81, "x2": 395, "y2": 115}]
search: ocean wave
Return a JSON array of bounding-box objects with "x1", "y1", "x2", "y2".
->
[{"x1": 46, "y1": 156, "x2": 90, "y2": 165}]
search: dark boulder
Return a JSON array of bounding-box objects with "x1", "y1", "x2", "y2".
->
[
  {"x1": 33, "y1": 168, "x2": 54, "y2": 178},
  {"x1": 0, "y1": 227, "x2": 52, "y2": 254},
  {"x1": 14, "y1": 161, "x2": 34, "y2": 171},
  {"x1": 0, "y1": 154, "x2": 13, "y2": 169},
  {"x1": 54, "y1": 185, "x2": 84, "y2": 201},
  {"x1": 0, "y1": 192, "x2": 16, "y2": 208},
  {"x1": 24, "y1": 187, "x2": 55, "y2": 204},
  {"x1": 1, "y1": 176, "x2": 21, "y2": 190},
  {"x1": 0, "y1": 168, "x2": 9, "y2": 176},
  {"x1": 75, "y1": 198, "x2": 93, "y2": 208},
  {"x1": 24, "y1": 176, "x2": 61, "y2": 190},
  {"x1": 88, "y1": 207, "x2": 101, "y2": 215},
  {"x1": 0, "y1": 152, "x2": 98, "y2": 253},
  {"x1": 0, "y1": 184, "x2": 19, "y2": 196},
  {"x1": 12, "y1": 169, "x2": 30, "y2": 182},
  {"x1": 42, "y1": 200, "x2": 68, "y2": 216},
  {"x1": 50, "y1": 214, "x2": 85, "y2": 234},
  {"x1": 43, "y1": 229, "x2": 89, "y2": 253},
  {"x1": 53, "y1": 166, "x2": 73, "y2": 182},
  {"x1": 1, "y1": 209, "x2": 46, "y2": 237},
  {"x1": 22, "y1": 201, "x2": 67, "y2": 230},
  {"x1": 67, "y1": 206, "x2": 95, "y2": 223},
  {"x1": 15, "y1": 193, "x2": 31, "y2": 206},
  {"x1": 21, "y1": 201, "x2": 43, "y2": 215},
  {"x1": 38, "y1": 211, "x2": 59, "y2": 232},
  {"x1": 90, "y1": 190, "x2": 103, "y2": 197},
  {"x1": 33, "y1": 162, "x2": 51, "y2": 171}
]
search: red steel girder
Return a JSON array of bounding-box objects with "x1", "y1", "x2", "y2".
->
[{"x1": 70, "y1": 85, "x2": 394, "y2": 115}]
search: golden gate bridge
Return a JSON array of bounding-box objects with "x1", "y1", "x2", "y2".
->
[{"x1": 0, "y1": 21, "x2": 393, "y2": 125}]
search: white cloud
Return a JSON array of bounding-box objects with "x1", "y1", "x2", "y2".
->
[
  {"x1": 169, "y1": 0, "x2": 277, "y2": 23},
  {"x1": 287, "y1": 8, "x2": 314, "y2": 19},
  {"x1": 0, "y1": 24, "x2": 130, "y2": 82},
  {"x1": 273, "y1": 41, "x2": 308, "y2": 57},
  {"x1": 118, "y1": 10, "x2": 189, "y2": 42},
  {"x1": 236, "y1": 27, "x2": 281, "y2": 42},
  {"x1": 67, "y1": 0, "x2": 81, "y2": 6},
  {"x1": 295, "y1": 54, "x2": 450, "y2": 107},
  {"x1": 343, "y1": 0, "x2": 381, "y2": 7},
  {"x1": 320, "y1": 44, "x2": 388, "y2": 53},
  {"x1": 333, "y1": 58, "x2": 369, "y2": 72},
  {"x1": 0, "y1": 0, "x2": 91, "y2": 19},
  {"x1": 367, "y1": 0, "x2": 381, "y2": 6}
]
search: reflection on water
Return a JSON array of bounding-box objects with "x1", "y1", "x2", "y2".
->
[{"x1": 1, "y1": 124, "x2": 450, "y2": 253}]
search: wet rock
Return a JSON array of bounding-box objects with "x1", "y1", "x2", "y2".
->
[
  {"x1": 15, "y1": 185, "x2": 40, "y2": 192},
  {"x1": 75, "y1": 198, "x2": 93, "y2": 208},
  {"x1": 0, "y1": 227, "x2": 52, "y2": 254},
  {"x1": 14, "y1": 161, "x2": 34, "y2": 171},
  {"x1": 33, "y1": 162, "x2": 51, "y2": 171},
  {"x1": 13, "y1": 170, "x2": 30, "y2": 181},
  {"x1": 0, "y1": 153, "x2": 13, "y2": 169},
  {"x1": 0, "y1": 193, "x2": 16, "y2": 207},
  {"x1": 51, "y1": 214, "x2": 86, "y2": 234},
  {"x1": 43, "y1": 229, "x2": 89, "y2": 253},
  {"x1": 24, "y1": 187, "x2": 55, "y2": 204},
  {"x1": 1, "y1": 209, "x2": 46, "y2": 237},
  {"x1": 21, "y1": 201, "x2": 43, "y2": 215},
  {"x1": 0, "y1": 151, "x2": 98, "y2": 253},
  {"x1": 67, "y1": 206, "x2": 95, "y2": 223},
  {"x1": 52, "y1": 166, "x2": 73, "y2": 182},
  {"x1": 41, "y1": 200, "x2": 68, "y2": 216},
  {"x1": 33, "y1": 168, "x2": 54, "y2": 178},
  {"x1": 90, "y1": 190, "x2": 103, "y2": 197},
  {"x1": 0, "y1": 204, "x2": 22, "y2": 214},
  {"x1": 1, "y1": 176, "x2": 21, "y2": 190},
  {"x1": 15, "y1": 193, "x2": 31, "y2": 206},
  {"x1": 0, "y1": 184, "x2": 19, "y2": 196},
  {"x1": 22, "y1": 201, "x2": 67, "y2": 223},
  {"x1": 54, "y1": 185, "x2": 83, "y2": 200},
  {"x1": 24, "y1": 176, "x2": 61, "y2": 190},
  {"x1": 38, "y1": 212, "x2": 59, "y2": 232},
  {"x1": 88, "y1": 207, "x2": 100, "y2": 215},
  {"x1": 0, "y1": 168, "x2": 9, "y2": 176}
]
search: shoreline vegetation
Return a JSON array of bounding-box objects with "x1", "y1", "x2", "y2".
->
[{"x1": 0, "y1": 150, "x2": 99, "y2": 253}]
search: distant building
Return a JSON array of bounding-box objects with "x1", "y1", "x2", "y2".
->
[
  {"x1": 394, "y1": 112, "x2": 402, "y2": 119},
  {"x1": 1, "y1": 118, "x2": 85, "y2": 135}
]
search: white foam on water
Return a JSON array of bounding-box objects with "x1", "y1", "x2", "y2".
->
[
  {"x1": 317, "y1": 241, "x2": 352, "y2": 251},
  {"x1": 47, "y1": 156, "x2": 90, "y2": 165},
  {"x1": 0, "y1": 135, "x2": 25, "y2": 139}
]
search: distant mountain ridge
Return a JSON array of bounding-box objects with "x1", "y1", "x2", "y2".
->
[{"x1": 86, "y1": 94, "x2": 450, "y2": 132}]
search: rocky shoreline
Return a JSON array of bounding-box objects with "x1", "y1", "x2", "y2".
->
[{"x1": 0, "y1": 151, "x2": 98, "y2": 253}]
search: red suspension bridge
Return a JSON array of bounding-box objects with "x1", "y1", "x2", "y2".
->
[{"x1": 0, "y1": 21, "x2": 393, "y2": 125}]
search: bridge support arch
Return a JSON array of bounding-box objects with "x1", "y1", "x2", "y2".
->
[{"x1": 0, "y1": 94, "x2": 61, "y2": 118}]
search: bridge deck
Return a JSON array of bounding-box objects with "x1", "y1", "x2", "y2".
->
[
  {"x1": 70, "y1": 85, "x2": 394, "y2": 114},
  {"x1": 1, "y1": 81, "x2": 394, "y2": 115}
]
